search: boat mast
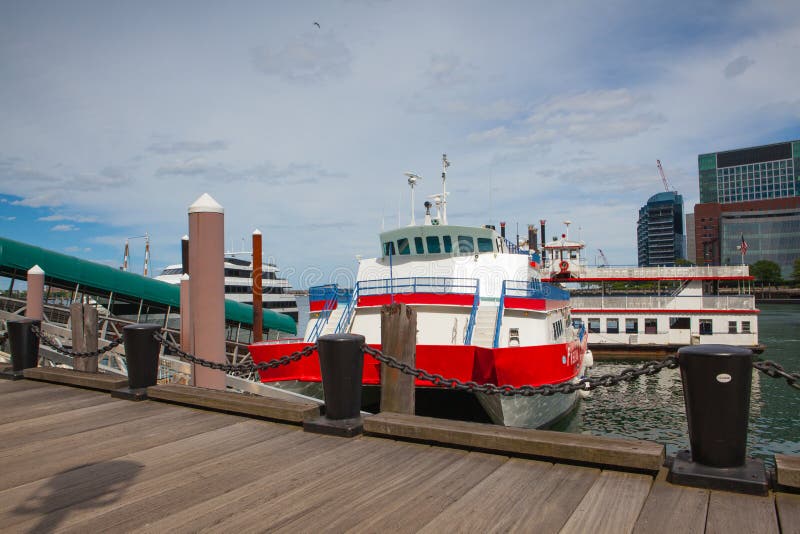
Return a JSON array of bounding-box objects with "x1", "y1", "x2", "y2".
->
[{"x1": 441, "y1": 153, "x2": 450, "y2": 225}]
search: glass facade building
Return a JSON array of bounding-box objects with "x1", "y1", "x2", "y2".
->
[
  {"x1": 695, "y1": 139, "x2": 800, "y2": 277},
  {"x1": 699, "y1": 140, "x2": 800, "y2": 204},
  {"x1": 637, "y1": 191, "x2": 685, "y2": 266}
]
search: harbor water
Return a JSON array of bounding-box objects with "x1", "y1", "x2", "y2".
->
[{"x1": 296, "y1": 297, "x2": 799, "y2": 462}]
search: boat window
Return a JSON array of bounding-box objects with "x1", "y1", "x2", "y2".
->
[
  {"x1": 588, "y1": 318, "x2": 600, "y2": 333},
  {"x1": 728, "y1": 321, "x2": 737, "y2": 334},
  {"x1": 669, "y1": 317, "x2": 690, "y2": 329},
  {"x1": 644, "y1": 318, "x2": 657, "y2": 334},
  {"x1": 606, "y1": 318, "x2": 619, "y2": 334},
  {"x1": 426, "y1": 236, "x2": 441, "y2": 253},
  {"x1": 443, "y1": 235, "x2": 453, "y2": 253},
  {"x1": 741, "y1": 321, "x2": 751, "y2": 333},
  {"x1": 397, "y1": 238, "x2": 411, "y2": 255},
  {"x1": 383, "y1": 241, "x2": 396, "y2": 256},
  {"x1": 414, "y1": 237, "x2": 424, "y2": 254},
  {"x1": 572, "y1": 318, "x2": 584, "y2": 329},
  {"x1": 458, "y1": 235, "x2": 474, "y2": 253},
  {"x1": 477, "y1": 237, "x2": 493, "y2": 253},
  {"x1": 625, "y1": 318, "x2": 638, "y2": 334},
  {"x1": 699, "y1": 319, "x2": 713, "y2": 335}
]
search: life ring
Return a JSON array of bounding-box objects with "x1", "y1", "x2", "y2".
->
[{"x1": 559, "y1": 260, "x2": 569, "y2": 272}]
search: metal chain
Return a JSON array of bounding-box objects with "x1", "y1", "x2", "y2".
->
[
  {"x1": 154, "y1": 332, "x2": 318, "y2": 373},
  {"x1": 362, "y1": 344, "x2": 679, "y2": 396},
  {"x1": 32, "y1": 324, "x2": 123, "y2": 358},
  {"x1": 753, "y1": 360, "x2": 800, "y2": 390}
]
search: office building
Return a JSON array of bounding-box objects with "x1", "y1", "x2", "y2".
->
[
  {"x1": 695, "y1": 140, "x2": 800, "y2": 277},
  {"x1": 685, "y1": 213, "x2": 696, "y2": 263},
  {"x1": 637, "y1": 191, "x2": 685, "y2": 266}
]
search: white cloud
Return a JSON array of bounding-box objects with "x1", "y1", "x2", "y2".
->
[
  {"x1": 38, "y1": 214, "x2": 97, "y2": 223},
  {"x1": 147, "y1": 140, "x2": 228, "y2": 155},
  {"x1": 0, "y1": 215, "x2": 15, "y2": 221},
  {"x1": 51, "y1": 224, "x2": 78, "y2": 232},
  {"x1": 251, "y1": 32, "x2": 352, "y2": 83},
  {"x1": 12, "y1": 193, "x2": 64, "y2": 208}
]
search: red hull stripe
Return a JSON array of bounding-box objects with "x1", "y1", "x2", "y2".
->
[
  {"x1": 250, "y1": 341, "x2": 586, "y2": 388},
  {"x1": 542, "y1": 276, "x2": 753, "y2": 282},
  {"x1": 573, "y1": 308, "x2": 759, "y2": 315},
  {"x1": 357, "y1": 293, "x2": 474, "y2": 307},
  {"x1": 504, "y1": 297, "x2": 569, "y2": 311},
  {"x1": 309, "y1": 300, "x2": 337, "y2": 312}
]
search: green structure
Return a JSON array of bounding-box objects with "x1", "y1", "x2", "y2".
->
[
  {"x1": 0, "y1": 236, "x2": 296, "y2": 335},
  {"x1": 698, "y1": 140, "x2": 800, "y2": 204}
]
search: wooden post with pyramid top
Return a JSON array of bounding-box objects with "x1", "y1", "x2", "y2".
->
[
  {"x1": 188, "y1": 193, "x2": 226, "y2": 390},
  {"x1": 25, "y1": 265, "x2": 44, "y2": 321}
]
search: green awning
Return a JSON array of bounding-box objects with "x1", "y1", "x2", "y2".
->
[{"x1": 0, "y1": 236, "x2": 296, "y2": 334}]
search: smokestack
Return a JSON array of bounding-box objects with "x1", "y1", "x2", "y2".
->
[
  {"x1": 540, "y1": 219, "x2": 546, "y2": 249},
  {"x1": 181, "y1": 235, "x2": 189, "y2": 274},
  {"x1": 500, "y1": 221, "x2": 506, "y2": 239},
  {"x1": 527, "y1": 225, "x2": 536, "y2": 251}
]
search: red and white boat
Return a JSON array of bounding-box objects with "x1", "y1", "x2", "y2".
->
[
  {"x1": 250, "y1": 155, "x2": 591, "y2": 429},
  {"x1": 539, "y1": 226, "x2": 761, "y2": 355}
]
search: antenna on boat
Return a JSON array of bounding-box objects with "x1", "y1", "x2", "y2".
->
[
  {"x1": 563, "y1": 220, "x2": 571, "y2": 241},
  {"x1": 404, "y1": 172, "x2": 422, "y2": 226},
  {"x1": 441, "y1": 154, "x2": 450, "y2": 224}
]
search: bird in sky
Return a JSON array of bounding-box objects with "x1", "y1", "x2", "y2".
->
[{"x1": 313, "y1": 22, "x2": 320, "y2": 29}]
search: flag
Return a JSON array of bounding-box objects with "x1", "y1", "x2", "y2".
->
[{"x1": 740, "y1": 234, "x2": 748, "y2": 255}]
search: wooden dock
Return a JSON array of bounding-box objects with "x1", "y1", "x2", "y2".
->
[{"x1": 1, "y1": 379, "x2": 798, "y2": 533}]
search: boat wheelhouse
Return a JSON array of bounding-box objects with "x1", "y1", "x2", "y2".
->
[{"x1": 250, "y1": 155, "x2": 590, "y2": 429}]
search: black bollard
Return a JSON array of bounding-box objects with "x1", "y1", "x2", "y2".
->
[
  {"x1": 111, "y1": 324, "x2": 161, "y2": 400},
  {"x1": 668, "y1": 344, "x2": 767, "y2": 495},
  {"x1": 304, "y1": 333, "x2": 365, "y2": 437},
  {"x1": 3, "y1": 318, "x2": 41, "y2": 380}
]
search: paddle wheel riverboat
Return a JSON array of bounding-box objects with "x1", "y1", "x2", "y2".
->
[
  {"x1": 250, "y1": 155, "x2": 591, "y2": 428},
  {"x1": 539, "y1": 227, "x2": 761, "y2": 356}
]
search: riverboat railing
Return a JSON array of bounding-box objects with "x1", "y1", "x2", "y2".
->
[
  {"x1": 577, "y1": 265, "x2": 751, "y2": 279},
  {"x1": 492, "y1": 281, "x2": 507, "y2": 348},
  {"x1": 356, "y1": 277, "x2": 479, "y2": 296},
  {"x1": 570, "y1": 294, "x2": 757, "y2": 310},
  {"x1": 305, "y1": 284, "x2": 339, "y2": 342},
  {"x1": 334, "y1": 284, "x2": 359, "y2": 335},
  {"x1": 463, "y1": 281, "x2": 481, "y2": 345}
]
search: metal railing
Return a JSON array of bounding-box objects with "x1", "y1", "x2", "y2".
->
[
  {"x1": 570, "y1": 295, "x2": 757, "y2": 310},
  {"x1": 334, "y1": 284, "x2": 359, "y2": 334},
  {"x1": 356, "y1": 277, "x2": 479, "y2": 296},
  {"x1": 463, "y1": 281, "x2": 481, "y2": 345},
  {"x1": 305, "y1": 284, "x2": 339, "y2": 342},
  {"x1": 492, "y1": 281, "x2": 507, "y2": 348}
]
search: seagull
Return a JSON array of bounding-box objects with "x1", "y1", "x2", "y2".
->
[{"x1": 313, "y1": 22, "x2": 320, "y2": 28}]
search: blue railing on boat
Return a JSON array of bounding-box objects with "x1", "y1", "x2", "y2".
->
[
  {"x1": 356, "y1": 277, "x2": 479, "y2": 296},
  {"x1": 463, "y1": 280, "x2": 481, "y2": 345},
  {"x1": 334, "y1": 283, "x2": 359, "y2": 334},
  {"x1": 503, "y1": 279, "x2": 569, "y2": 301},
  {"x1": 492, "y1": 280, "x2": 507, "y2": 348},
  {"x1": 305, "y1": 284, "x2": 339, "y2": 342}
]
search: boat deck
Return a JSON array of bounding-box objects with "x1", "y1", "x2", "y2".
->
[{"x1": 1, "y1": 379, "x2": 797, "y2": 533}]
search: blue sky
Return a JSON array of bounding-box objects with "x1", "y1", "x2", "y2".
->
[{"x1": 1, "y1": 0, "x2": 799, "y2": 287}]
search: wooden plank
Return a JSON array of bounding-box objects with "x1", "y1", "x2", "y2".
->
[
  {"x1": 776, "y1": 454, "x2": 800, "y2": 489},
  {"x1": 146, "y1": 383, "x2": 319, "y2": 423},
  {"x1": 356, "y1": 451, "x2": 507, "y2": 532},
  {"x1": 0, "y1": 404, "x2": 239, "y2": 492},
  {"x1": 0, "y1": 378, "x2": 49, "y2": 394},
  {"x1": 364, "y1": 412, "x2": 665, "y2": 472},
  {"x1": 84, "y1": 435, "x2": 384, "y2": 533},
  {"x1": 776, "y1": 493, "x2": 800, "y2": 534},
  {"x1": 705, "y1": 491, "x2": 779, "y2": 534},
  {"x1": 420, "y1": 459, "x2": 599, "y2": 533},
  {"x1": 560, "y1": 470, "x2": 653, "y2": 534},
  {"x1": 23, "y1": 367, "x2": 128, "y2": 391},
  {"x1": 0, "y1": 384, "x2": 111, "y2": 424},
  {"x1": 3, "y1": 423, "x2": 318, "y2": 532},
  {"x1": 633, "y1": 482, "x2": 708, "y2": 534}
]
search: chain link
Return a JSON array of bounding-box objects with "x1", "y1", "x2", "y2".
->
[
  {"x1": 362, "y1": 344, "x2": 679, "y2": 396},
  {"x1": 753, "y1": 360, "x2": 800, "y2": 390},
  {"x1": 32, "y1": 324, "x2": 124, "y2": 358},
  {"x1": 154, "y1": 332, "x2": 317, "y2": 373}
]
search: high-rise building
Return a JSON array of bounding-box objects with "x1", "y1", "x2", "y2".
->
[
  {"x1": 695, "y1": 140, "x2": 800, "y2": 277},
  {"x1": 637, "y1": 191, "x2": 685, "y2": 266},
  {"x1": 685, "y1": 213, "x2": 696, "y2": 263}
]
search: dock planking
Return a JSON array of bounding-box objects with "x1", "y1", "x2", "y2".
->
[{"x1": 0, "y1": 379, "x2": 794, "y2": 533}]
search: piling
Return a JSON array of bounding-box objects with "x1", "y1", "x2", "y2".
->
[
  {"x1": 252, "y1": 229, "x2": 263, "y2": 343},
  {"x1": 380, "y1": 303, "x2": 416, "y2": 414},
  {"x1": 25, "y1": 265, "x2": 44, "y2": 321},
  {"x1": 71, "y1": 301, "x2": 99, "y2": 373},
  {"x1": 181, "y1": 234, "x2": 189, "y2": 274},
  {"x1": 179, "y1": 273, "x2": 192, "y2": 383},
  {"x1": 188, "y1": 193, "x2": 226, "y2": 390}
]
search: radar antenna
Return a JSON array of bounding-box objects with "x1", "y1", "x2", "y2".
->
[{"x1": 404, "y1": 172, "x2": 422, "y2": 226}]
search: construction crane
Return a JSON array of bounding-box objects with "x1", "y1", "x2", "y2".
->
[
  {"x1": 597, "y1": 248, "x2": 609, "y2": 267},
  {"x1": 656, "y1": 159, "x2": 675, "y2": 192}
]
